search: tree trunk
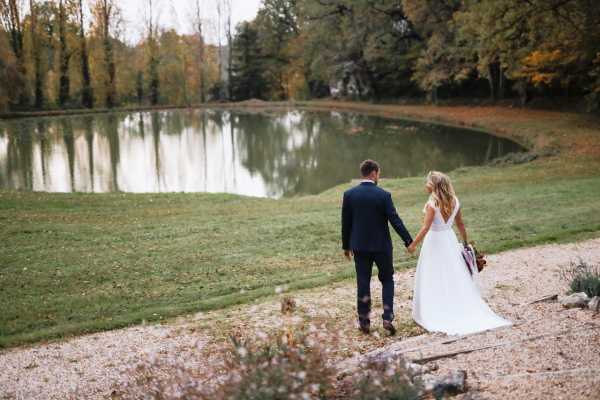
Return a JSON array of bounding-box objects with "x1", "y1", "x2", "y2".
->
[
  {"x1": 103, "y1": 38, "x2": 116, "y2": 107},
  {"x1": 487, "y1": 63, "x2": 496, "y2": 101},
  {"x1": 226, "y1": 1, "x2": 233, "y2": 100},
  {"x1": 194, "y1": 0, "x2": 206, "y2": 103},
  {"x1": 78, "y1": 0, "x2": 93, "y2": 108},
  {"x1": 216, "y1": 0, "x2": 222, "y2": 83},
  {"x1": 488, "y1": 60, "x2": 505, "y2": 101},
  {"x1": 498, "y1": 64, "x2": 505, "y2": 100},
  {"x1": 431, "y1": 86, "x2": 438, "y2": 104},
  {"x1": 149, "y1": 46, "x2": 160, "y2": 105},
  {"x1": 58, "y1": 0, "x2": 70, "y2": 107},
  {"x1": 106, "y1": 52, "x2": 116, "y2": 107},
  {"x1": 5, "y1": 0, "x2": 29, "y2": 107},
  {"x1": 29, "y1": 0, "x2": 43, "y2": 109},
  {"x1": 136, "y1": 71, "x2": 144, "y2": 105},
  {"x1": 200, "y1": 65, "x2": 206, "y2": 103},
  {"x1": 146, "y1": 0, "x2": 159, "y2": 105},
  {"x1": 516, "y1": 80, "x2": 530, "y2": 107},
  {"x1": 102, "y1": 1, "x2": 116, "y2": 108},
  {"x1": 182, "y1": 52, "x2": 189, "y2": 105}
]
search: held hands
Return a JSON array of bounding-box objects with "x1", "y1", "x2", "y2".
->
[{"x1": 407, "y1": 242, "x2": 417, "y2": 255}]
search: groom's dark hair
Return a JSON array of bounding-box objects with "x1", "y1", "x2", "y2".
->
[{"x1": 360, "y1": 159, "x2": 380, "y2": 177}]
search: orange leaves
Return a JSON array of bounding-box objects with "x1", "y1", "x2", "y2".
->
[
  {"x1": 518, "y1": 49, "x2": 577, "y2": 86},
  {"x1": 523, "y1": 50, "x2": 564, "y2": 67}
]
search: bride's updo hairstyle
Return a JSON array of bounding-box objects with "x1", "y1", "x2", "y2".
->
[{"x1": 426, "y1": 171, "x2": 456, "y2": 220}]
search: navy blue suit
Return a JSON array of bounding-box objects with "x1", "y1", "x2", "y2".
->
[{"x1": 341, "y1": 181, "x2": 413, "y2": 323}]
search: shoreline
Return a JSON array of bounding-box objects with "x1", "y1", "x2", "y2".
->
[{"x1": 4, "y1": 100, "x2": 598, "y2": 157}]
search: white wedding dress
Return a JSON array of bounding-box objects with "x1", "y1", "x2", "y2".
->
[{"x1": 412, "y1": 197, "x2": 511, "y2": 335}]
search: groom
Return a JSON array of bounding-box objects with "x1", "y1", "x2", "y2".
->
[{"x1": 341, "y1": 160, "x2": 413, "y2": 335}]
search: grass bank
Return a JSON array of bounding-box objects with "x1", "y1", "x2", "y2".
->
[{"x1": 1, "y1": 102, "x2": 600, "y2": 348}]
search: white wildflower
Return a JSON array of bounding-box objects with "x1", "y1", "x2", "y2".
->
[{"x1": 237, "y1": 346, "x2": 248, "y2": 357}]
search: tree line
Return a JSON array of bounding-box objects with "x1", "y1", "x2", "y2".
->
[
  {"x1": 228, "y1": 0, "x2": 600, "y2": 110},
  {"x1": 0, "y1": 0, "x2": 227, "y2": 112},
  {"x1": 2, "y1": 0, "x2": 599, "y2": 112}
]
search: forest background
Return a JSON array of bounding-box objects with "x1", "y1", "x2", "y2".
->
[{"x1": 1, "y1": 0, "x2": 599, "y2": 113}]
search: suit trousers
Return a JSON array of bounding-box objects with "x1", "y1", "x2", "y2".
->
[{"x1": 353, "y1": 250, "x2": 395, "y2": 324}]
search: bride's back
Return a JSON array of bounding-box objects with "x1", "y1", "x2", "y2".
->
[{"x1": 426, "y1": 196, "x2": 459, "y2": 231}]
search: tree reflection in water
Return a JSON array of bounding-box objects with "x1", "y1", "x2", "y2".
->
[{"x1": 0, "y1": 110, "x2": 523, "y2": 197}]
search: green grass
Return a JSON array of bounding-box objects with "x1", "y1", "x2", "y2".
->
[
  {"x1": 2, "y1": 160, "x2": 600, "y2": 348},
  {"x1": 1, "y1": 104, "x2": 600, "y2": 348}
]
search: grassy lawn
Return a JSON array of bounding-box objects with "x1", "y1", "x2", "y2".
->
[{"x1": 1, "y1": 102, "x2": 600, "y2": 348}]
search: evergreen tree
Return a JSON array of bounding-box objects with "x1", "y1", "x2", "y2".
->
[{"x1": 230, "y1": 22, "x2": 265, "y2": 100}]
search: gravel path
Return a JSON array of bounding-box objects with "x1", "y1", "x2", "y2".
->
[{"x1": 1, "y1": 238, "x2": 599, "y2": 399}]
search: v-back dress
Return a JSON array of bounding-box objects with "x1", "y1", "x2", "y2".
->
[{"x1": 411, "y1": 197, "x2": 511, "y2": 335}]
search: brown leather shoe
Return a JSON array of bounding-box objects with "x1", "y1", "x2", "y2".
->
[{"x1": 383, "y1": 320, "x2": 396, "y2": 335}]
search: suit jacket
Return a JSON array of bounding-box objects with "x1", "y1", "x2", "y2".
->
[{"x1": 342, "y1": 182, "x2": 413, "y2": 252}]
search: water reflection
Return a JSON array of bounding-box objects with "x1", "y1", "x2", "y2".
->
[{"x1": 0, "y1": 109, "x2": 524, "y2": 198}]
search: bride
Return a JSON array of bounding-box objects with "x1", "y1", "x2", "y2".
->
[{"x1": 407, "y1": 171, "x2": 511, "y2": 335}]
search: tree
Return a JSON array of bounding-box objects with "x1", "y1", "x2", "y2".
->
[
  {"x1": 254, "y1": 0, "x2": 300, "y2": 99},
  {"x1": 136, "y1": 70, "x2": 143, "y2": 104},
  {"x1": 28, "y1": 0, "x2": 44, "y2": 108},
  {"x1": 300, "y1": 0, "x2": 420, "y2": 99},
  {"x1": 157, "y1": 29, "x2": 189, "y2": 105},
  {"x1": 93, "y1": 0, "x2": 119, "y2": 107},
  {"x1": 230, "y1": 21, "x2": 265, "y2": 100},
  {"x1": 224, "y1": 0, "x2": 232, "y2": 99},
  {"x1": 57, "y1": 0, "x2": 70, "y2": 106},
  {"x1": 215, "y1": 0, "x2": 222, "y2": 82},
  {"x1": 210, "y1": 0, "x2": 229, "y2": 100},
  {"x1": 455, "y1": 0, "x2": 600, "y2": 104},
  {"x1": 402, "y1": 0, "x2": 467, "y2": 103},
  {"x1": 0, "y1": 0, "x2": 29, "y2": 106},
  {"x1": 192, "y1": 0, "x2": 206, "y2": 102},
  {"x1": 0, "y1": 28, "x2": 13, "y2": 111},
  {"x1": 143, "y1": 0, "x2": 160, "y2": 105},
  {"x1": 76, "y1": 0, "x2": 93, "y2": 108}
]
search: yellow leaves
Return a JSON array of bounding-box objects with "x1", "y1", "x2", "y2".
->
[
  {"x1": 282, "y1": 66, "x2": 307, "y2": 100},
  {"x1": 517, "y1": 49, "x2": 577, "y2": 86},
  {"x1": 523, "y1": 50, "x2": 564, "y2": 66},
  {"x1": 281, "y1": 36, "x2": 309, "y2": 100}
]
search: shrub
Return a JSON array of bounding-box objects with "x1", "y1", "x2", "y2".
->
[
  {"x1": 115, "y1": 323, "x2": 419, "y2": 400},
  {"x1": 562, "y1": 260, "x2": 600, "y2": 298},
  {"x1": 115, "y1": 295, "x2": 419, "y2": 400},
  {"x1": 347, "y1": 357, "x2": 420, "y2": 400},
  {"x1": 219, "y1": 329, "x2": 336, "y2": 399},
  {"x1": 115, "y1": 323, "x2": 338, "y2": 400}
]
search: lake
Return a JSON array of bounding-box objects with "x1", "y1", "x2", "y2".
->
[{"x1": 0, "y1": 109, "x2": 524, "y2": 198}]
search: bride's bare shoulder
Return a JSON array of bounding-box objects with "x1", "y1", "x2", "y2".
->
[{"x1": 422, "y1": 200, "x2": 436, "y2": 213}]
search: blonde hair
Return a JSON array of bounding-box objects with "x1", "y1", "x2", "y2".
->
[{"x1": 426, "y1": 171, "x2": 456, "y2": 220}]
